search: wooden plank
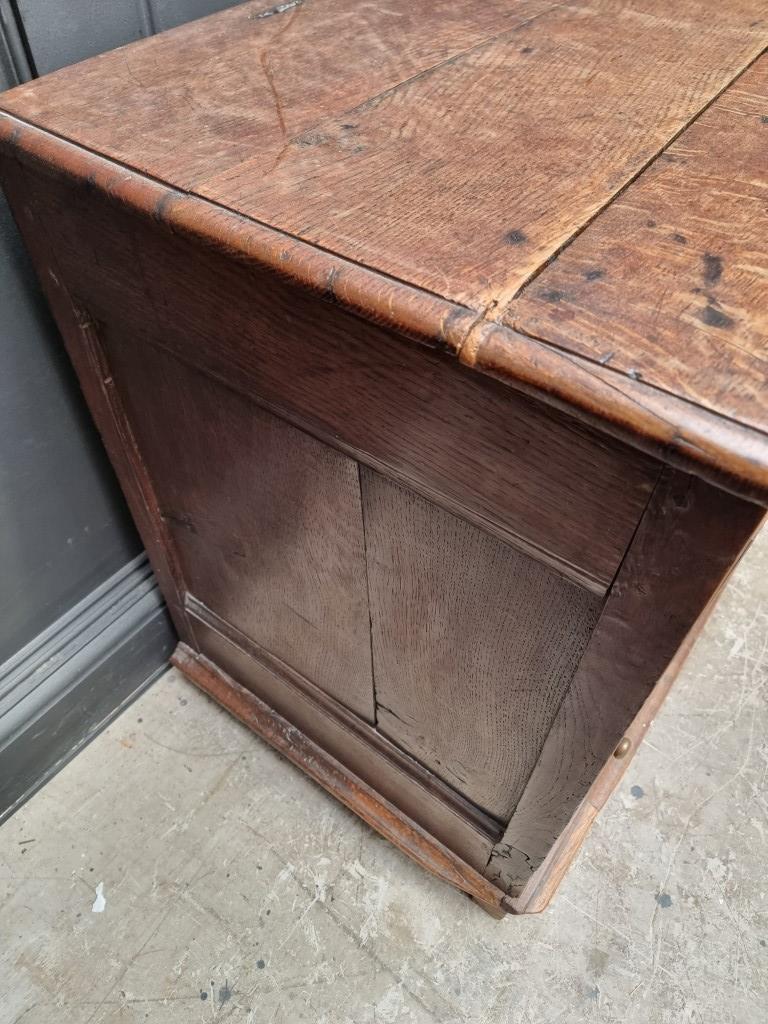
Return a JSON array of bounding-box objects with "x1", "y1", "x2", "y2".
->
[
  {"x1": 509, "y1": 56, "x2": 768, "y2": 439},
  {"x1": 0, "y1": 134, "x2": 660, "y2": 592},
  {"x1": 4, "y1": 114, "x2": 767, "y2": 511},
  {"x1": 172, "y1": 642, "x2": 507, "y2": 909},
  {"x1": 485, "y1": 468, "x2": 765, "y2": 893},
  {"x1": 3, "y1": 0, "x2": 761, "y2": 310},
  {"x1": 361, "y1": 470, "x2": 601, "y2": 821},
  {"x1": 461, "y1": 322, "x2": 768, "y2": 506},
  {"x1": 0, "y1": 0, "x2": 553, "y2": 188},
  {"x1": 102, "y1": 332, "x2": 376, "y2": 722}
]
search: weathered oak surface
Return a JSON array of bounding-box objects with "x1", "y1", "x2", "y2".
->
[
  {"x1": 0, "y1": 142, "x2": 658, "y2": 592},
  {"x1": 362, "y1": 470, "x2": 600, "y2": 821},
  {"x1": 510, "y1": 56, "x2": 768, "y2": 438},
  {"x1": 1, "y1": 0, "x2": 763, "y2": 306},
  {"x1": 104, "y1": 335, "x2": 376, "y2": 722},
  {"x1": 2, "y1": 0, "x2": 766, "y2": 498}
]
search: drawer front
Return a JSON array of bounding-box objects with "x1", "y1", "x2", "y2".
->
[{"x1": 16, "y1": 163, "x2": 660, "y2": 592}]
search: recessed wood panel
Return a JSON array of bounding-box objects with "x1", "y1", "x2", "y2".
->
[
  {"x1": 102, "y1": 335, "x2": 376, "y2": 721},
  {"x1": 361, "y1": 469, "x2": 601, "y2": 821}
]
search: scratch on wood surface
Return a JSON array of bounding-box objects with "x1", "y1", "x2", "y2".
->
[
  {"x1": 252, "y1": 0, "x2": 305, "y2": 19},
  {"x1": 258, "y1": 0, "x2": 307, "y2": 155}
]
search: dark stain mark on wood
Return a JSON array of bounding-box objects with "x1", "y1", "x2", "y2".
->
[
  {"x1": 645, "y1": 219, "x2": 657, "y2": 228},
  {"x1": 702, "y1": 252, "x2": 723, "y2": 285},
  {"x1": 698, "y1": 303, "x2": 734, "y2": 329},
  {"x1": 296, "y1": 131, "x2": 329, "y2": 148},
  {"x1": 505, "y1": 229, "x2": 528, "y2": 245},
  {"x1": 585, "y1": 268, "x2": 605, "y2": 281},
  {"x1": 520, "y1": 46, "x2": 534, "y2": 54},
  {"x1": 671, "y1": 232, "x2": 688, "y2": 244},
  {"x1": 540, "y1": 288, "x2": 565, "y2": 303}
]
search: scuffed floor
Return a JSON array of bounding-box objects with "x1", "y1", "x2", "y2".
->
[{"x1": 1, "y1": 530, "x2": 767, "y2": 1024}]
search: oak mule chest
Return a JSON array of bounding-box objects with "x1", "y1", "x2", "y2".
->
[{"x1": 1, "y1": 0, "x2": 766, "y2": 915}]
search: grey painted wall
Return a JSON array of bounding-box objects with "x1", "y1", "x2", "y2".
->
[
  {"x1": 0, "y1": 193, "x2": 142, "y2": 665},
  {"x1": 0, "y1": 0, "x2": 245, "y2": 818},
  {"x1": 16, "y1": 0, "x2": 242, "y2": 75}
]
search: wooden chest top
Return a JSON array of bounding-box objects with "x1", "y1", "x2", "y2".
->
[{"x1": 1, "y1": 0, "x2": 766, "y2": 501}]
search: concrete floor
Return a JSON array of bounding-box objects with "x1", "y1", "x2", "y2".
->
[{"x1": 2, "y1": 531, "x2": 767, "y2": 1024}]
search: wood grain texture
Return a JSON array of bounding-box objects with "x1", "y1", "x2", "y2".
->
[
  {"x1": 199, "y1": 1, "x2": 767, "y2": 308},
  {"x1": 2, "y1": 0, "x2": 762, "y2": 307},
  {"x1": 362, "y1": 470, "x2": 601, "y2": 821},
  {"x1": 486, "y1": 469, "x2": 765, "y2": 893},
  {"x1": 1, "y1": 5, "x2": 767, "y2": 502},
  {"x1": 508, "y1": 56, "x2": 768, "y2": 438},
  {"x1": 461, "y1": 323, "x2": 768, "y2": 505},
  {"x1": 0, "y1": 137, "x2": 659, "y2": 592},
  {"x1": 0, "y1": 0, "x2": 553, "y2": 189},
  {"x1": 102, "y1": 333, "x2": 376, "y2": 721},
  {"x1": 2, "y1": 1, "x2": 766, "y2": 913},
  {"x1": 172, "y1": 643, "x2": 510, "y2": 913},
  {"x1": 3, "y1": 104, "x2": 766, "y2": 507}
]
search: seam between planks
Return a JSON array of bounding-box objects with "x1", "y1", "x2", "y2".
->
[
  {"x1": 491, "y1": 41, "x2": 768, "y2": 318},
  {"x1": 356, "y1": 463, "x2": 379, "y2": 726}
]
